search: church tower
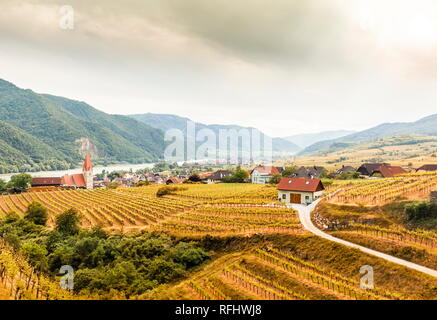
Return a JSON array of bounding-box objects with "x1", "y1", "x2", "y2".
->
[{"x1": 83, "y1": 153, "x2": 93, "y2": 190}]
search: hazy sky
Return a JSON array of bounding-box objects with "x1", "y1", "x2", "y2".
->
[{"x1": 1, "y1": 0, "x2": 437, "y2": 137}]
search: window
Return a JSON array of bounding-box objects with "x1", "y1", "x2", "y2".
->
[
  {"x1": 305, "y1": 196, "x2": 310, "y2": 200},
  {"x1": 282, "y1": 194, "x2": 286, "y2": 200}
]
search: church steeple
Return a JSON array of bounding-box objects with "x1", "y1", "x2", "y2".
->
[{"x1": 83, "y1": 153, "x2": 93, "y2": 189}]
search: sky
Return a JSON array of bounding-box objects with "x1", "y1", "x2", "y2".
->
[{"x1": 1, "y1": 0, "x2": 437, "y2": 137}]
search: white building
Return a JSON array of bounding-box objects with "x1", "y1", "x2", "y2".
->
[
  {"x1": 251, "y1": 166, "x2": 281, "y2": 184},
  {"x1": 277, "y1": 178, "x2": 324, "y2": 205}
]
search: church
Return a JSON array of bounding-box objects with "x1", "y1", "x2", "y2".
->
[{"x1": 31, "y1": 154, "x2": 94, "y2": 190}]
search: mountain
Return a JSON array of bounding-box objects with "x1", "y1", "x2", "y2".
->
[
  {"x1": 0, "y1": 79, "x2": 164, "y2": 173},
  {"x1": 299, "y1": 114, "x2": 437, "y2": 155},
  {"x1": 129, "y1": 113, "x2": 301, "y2": 157},
  {"x1": 283, "y1": 130, "x2": 355, "y2": 149}
]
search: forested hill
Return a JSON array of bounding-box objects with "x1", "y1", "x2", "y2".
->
[
  {"x1": 0, "y1": 79, "x2": 165, "y2": 174},
  {"x1": 130, "y1": 113, "x2": 301, "y2": 155}
]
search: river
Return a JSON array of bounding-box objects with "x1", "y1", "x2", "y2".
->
[{"x1": 0, "y1": 163, "x2": 155, "y2": 182}]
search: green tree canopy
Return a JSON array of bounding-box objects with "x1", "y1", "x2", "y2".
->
[
  {"x1": 10, "y1": 173, "x2": 32, "y2": 190},
  {"x1": 55, "y1": 208, "x2": 81, "y2": 236},
  {"x1": 269, "y1": 174, "x2": 282, "y2": 185},
  {"x1": 25, "y1": 201, "x2": 48, "y2": 226},
  {"x1": 282, "y1": 166, "x2": 298, "y2": 177},
  {"x1": 0, "y1": 178, "x2": 7, "y2": 192}
]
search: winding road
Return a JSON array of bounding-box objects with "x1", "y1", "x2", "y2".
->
[{"x1": 290, "y1": 199, "x2": 437, "y2": 278}]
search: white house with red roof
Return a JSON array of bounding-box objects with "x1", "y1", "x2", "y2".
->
[
  {"x1": 250, "y1": 166, "x2": 280, "y2": 184},
  {"x1": 277, "y1": 177, "x2": 324, "y2": 205}
]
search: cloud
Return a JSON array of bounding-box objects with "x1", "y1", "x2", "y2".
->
[{"x1": 0, "y1": 0, "x2": 437, "y2": 137}]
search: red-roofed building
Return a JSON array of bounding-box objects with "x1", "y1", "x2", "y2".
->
[
  {"x1": 371, "y1": 166, "x2": 407, "y2": 178},
  {"x1": 31, "y1": 154, "x2": 94, "y2": 190},
  {"x1": 277, "y1": 178, "x2": 325, "y2": 204},
  {"x1": 251, "y1": 166, "x2": 281, "y2": 184}
]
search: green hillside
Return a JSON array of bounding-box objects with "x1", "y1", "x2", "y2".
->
[{"x1": 0, "y1": 79, "x2": 165, "y2": 173}]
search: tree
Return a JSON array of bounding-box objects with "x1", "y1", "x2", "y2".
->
[
  {"x1": 223, "y1": 166, "x2": 249, "y2": 183},
  {"x1": 21, "y1": 242, "x2": 49, "y2": 272},
  {"x1": 269, "y1": 174, "x2": 282, "y2": 185},
  {"x1": 282, "y1": 166, "x2": 298, "y2": 177},
  {"x1": 188, "y1": 173, "x2": 201, "y2": 182},
  {"x1": 9, "y1": 173, "x2": 32, "y2": 190},
  {"x1": 25, "y1": 201, "x2": 48, "y2": 225},
  {"x1": 0, "y1": 179, "x2": 7, "y2": 192},
  {"x1": 55, "y1": 208, "x2": 81, "y2": 236}
]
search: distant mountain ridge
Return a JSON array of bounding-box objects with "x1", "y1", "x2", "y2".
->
[
  {"x1": 0, "y1": 79, "x2": 165, "y2": 173},
  {"x1": 299, "y1": 114, "x2": 437, "y2": 155},
  {"x1": 129, "y1": 113, "x2": 301, "y2": 156},
  {"x1": 283, "y1": 130, "x2": 355, "y2": 149}
]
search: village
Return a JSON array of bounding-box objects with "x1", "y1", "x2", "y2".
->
[{"x1": 20, "y1": 154, "x2": 437, "y2": 206}]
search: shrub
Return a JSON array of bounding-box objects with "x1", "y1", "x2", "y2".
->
[
  {"x1": 405, "y1": 202, "x2": 437, "y2": 221},
  {"x1": 156, "y1": 185, "x2": 186, "y2": 197},
  {"x1": 25, "y1": 201, "x2": 48, "y2": 226},
  {"x1": 55, "y1": 208, "x2": 81, "y2": 236}
]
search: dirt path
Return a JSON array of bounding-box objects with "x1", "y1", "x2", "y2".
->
[{"x1": 291, "y1": 199, "x2": 437, "y2": 278}]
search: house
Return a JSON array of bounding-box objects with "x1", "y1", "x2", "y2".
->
[
  {"x1": 166, "y1": 177, "x2": 184, "y2": 185},
  {"x1": 357, "y1": 163, "x2": 390, "y2": 176},
  {"x1": 31, "y1": 154, "x2": 94, "y2": 190},
  {"x1": 198, "y1": 172, "x2": 213, "y2": 183},
  {"x1": 250, "y1": 166, "x2": 281, "y2": 184},
  {"x1": 416, "y1": 164, "x2": 437, "y2": 173},
  {"x1": 292, "y1": 166, "x2": 326, "y2": 179},
  {"x1": 371, "y1": 166, "x2": 407, "y2": 178},
  {"x1": 335, "y1": 166, "x2": 356, "y2": 175},
  {"x1": 277, "y1": 178, "x2": 325, "y2": 205},
  {"x1": 207, "y1": 170, "x2": 232, "y2": 184}
]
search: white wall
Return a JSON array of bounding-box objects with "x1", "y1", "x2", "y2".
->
[
  {"x1": 251, "y1": 170, "x2": 271, "y2": 184},
  {"x1": 278, "y1": 190, "x2": 324, "y2": 204}
]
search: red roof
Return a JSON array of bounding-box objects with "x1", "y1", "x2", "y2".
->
[
  {"x1": 373, "y1": 166, "x2": 407, "y2": 178},
  {"x1": 31, "y1": 177, "x2": 62, "y2": 186},
  {"x1": 83, "y1": 154, "x2": 92, "y2": 172},
  {"x1": 32, "y1": 173, "x2": 86, "y2": 188},
  {"x1": 61, "y1": 174, "x2": 86, "y2": 188},
  {"x1": 252, "y1": 166, "x2": 280, "y2": 175},
  {"x1": 166, "y1": 177, "x2": 183, "y2": 184},
  {"x1": 277, "y1": 178, "x2": 324, "y2": 192}
]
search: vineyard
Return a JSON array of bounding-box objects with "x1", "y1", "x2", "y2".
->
[
  {"x1": 150, "y1": 205, "x2": 302, "y2": 237},
  {"x1": 0, "y1": 184, "x2": 288, "y2": 234},
  {"x1": 0, "y1": 188, "x2": 194, "y2": 231},
  {"x1": 328, "y1": 172, "x2": 437, "y2": 205},
  {"x1": 0, "y1": 239, "x2": 74, "y2": 300},
  {"x1": 145, "y1": 235, "x2": 437, "y2": 300}
]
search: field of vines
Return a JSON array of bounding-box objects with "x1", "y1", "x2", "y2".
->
[
  {"x1": 0, "y1": 239, "x2": 74, "y2": 300},
  {"x1": 329, "y1": 172, "x2": 437, "y2": 205},
  {"x1": 0, "y1": 184, "x2": 287, "y2": 233},
  {"x1": 159, "y1": 183, "x2": 280, "y2": 205},
  {"x1": 168, "y1": 246, "x2": 407, "y2": 300},
  {"x1": 0, "y1": 188, "x2": 194, "y2": 230},
  {"x1": 150, "y1": 205, "x2": 302, "y2": 237}
]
